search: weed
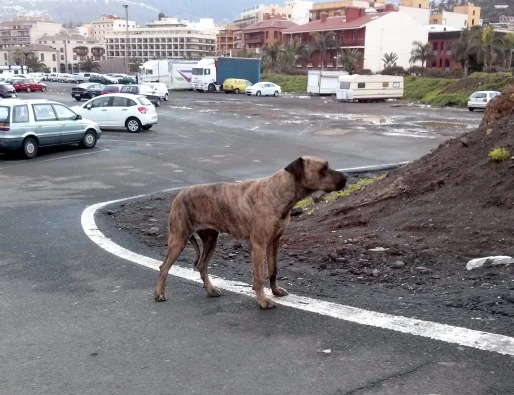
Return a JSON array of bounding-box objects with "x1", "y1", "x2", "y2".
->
[{"x1": 488, "y1": 147, "x2": 511, "y2": 162}]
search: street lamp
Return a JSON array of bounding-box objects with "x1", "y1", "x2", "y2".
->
[{"x1": 123, "y1": 4, "x2": 129, "y2": 73}]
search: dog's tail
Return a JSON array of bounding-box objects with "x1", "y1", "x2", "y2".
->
[{"x1": 189, "y1": 234, "x2": 201, "y2": 270}]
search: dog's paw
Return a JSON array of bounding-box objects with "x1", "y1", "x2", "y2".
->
[
  {"x1": 272, "y1": 286, "x2": 289, "y2": 297},
  {"x1": 258, "y1": 298, "x2": 277, "y2": 310},
  {"x1": 154, "y1": 293, "x2": 167, "y2": 302},
  {"x1": 206, "y1": 286, "x2": 221, "y2": 297}
]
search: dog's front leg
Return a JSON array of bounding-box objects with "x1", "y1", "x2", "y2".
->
[
  {"x1": 267, "y1": 237, "x2": 288, "y2": 297},
  {"x1": 251, "y1": 241, "x2": 276, "y2": 309}
]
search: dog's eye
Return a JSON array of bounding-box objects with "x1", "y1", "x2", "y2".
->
[{"x1": 320, "y1": 164, "x2": 328, "y2": 175}]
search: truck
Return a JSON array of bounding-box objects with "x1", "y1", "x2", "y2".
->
[
  {"x1": 139, "y1": 60, "x2": 198, "y2": 90},
  {"x1": 307, "y1": 70, "x2": 348, "y2": 96},
  {"x1": 191, "y1": 57, "x2": 261, "y2": 93}
]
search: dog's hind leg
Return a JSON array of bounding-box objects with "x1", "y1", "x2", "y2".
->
[
  {"x1": 154, "y1": 229, "x2": 188, "y2": 302},
  {"x1": 196, "y1": 229, "x2": 220, "y2": 297},
  {"x1": 190, "y1": 234, "x2": 201, "y2": 269}
]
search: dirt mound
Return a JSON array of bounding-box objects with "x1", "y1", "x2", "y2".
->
[{"x1": 482, "y1": 83, "x2": 514, "y2": 126}]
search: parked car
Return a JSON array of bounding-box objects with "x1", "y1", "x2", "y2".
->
[
  {"x1": 145, "y1": 83, "x2": 169, "y2": 101},
  {"x1": 245, "y1": 82, "x2": 281, "y2": 97},
  {"x1": 71, "y1": 83, "x2": 105, "y2": 101},
  {"x1": 119, "y1": 84, "x2": 161, "y2": 107},
  {"x1": 61, "y1": 74, "x2": 77, "y2": 83},
  {"x1": 12, "y1": 79, "x2": 47, "y2": 92},
  {"x1": 71, "y1": 93, "x2": 158, "y2": 133},
  {"x1": 101, "y1": 84, "x2": 123, "y2": 95},
  {"x1": 0, "y1": 99, "x2": 101, "y2": 159},
  {"x1": 468, "y1": 91, "x2": 501, "y2": 111},
  {"x1": 0, "y1": 83, "x2": 17, "y2": 98},
  {"x1": 75, "y1": 72, "x2": 94, "y2": 83},
  {"x1": 27, "y1": 73, "x2": 44, "y2": 83},
  {"x1": 47, "y1": 73, "x2": 62, "y2": 82},
  {"x1": 222, "y1": 78, "x2": 253, "y2": 94},
  {"x1": 89, "y1": 74, "x2": 118, "y2": 85}
]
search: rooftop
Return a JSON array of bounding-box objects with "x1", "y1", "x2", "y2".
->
[
  {"x1": 282, "y1": 13, "x2": 388, "y2": 34},
  {"x1": 243, "y1": 19, "x2": 297, "y2": 31}
]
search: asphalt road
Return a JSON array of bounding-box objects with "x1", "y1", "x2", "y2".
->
[{"x1": 1, "y1": 83, "x2": 512, "y2": 394}]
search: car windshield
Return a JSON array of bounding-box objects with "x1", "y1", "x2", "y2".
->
[
  {"x1": 0, "y1": 106, "x2": 10, "y2": 122},
  {"x1": 192, "y1": 68, "x2": 203, "y2": 75},
  {"x1": 471, "y1": 92, "x2": 487, "y2": 99}
]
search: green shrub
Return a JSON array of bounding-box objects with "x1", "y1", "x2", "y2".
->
[
  {"x1": 488, "y1": 147, "x2": 511, "y2": 162},
  {"x1": 382, "y1": 66, "x2": 408, "y2": 76},
  {"x1": 261, "y1": 73, "x2": 307, "y2": 93}
]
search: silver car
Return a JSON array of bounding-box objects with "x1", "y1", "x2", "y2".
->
[
  {"x1": 0, "y1": 99, "x2": 101, "y2": 159},
  {"x1": 468, "y1": 91, "x2": 501, "y2": 111}
]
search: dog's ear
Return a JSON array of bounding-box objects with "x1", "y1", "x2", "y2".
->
[{"x1": 285, "y1": 157, "x2": 304, "y2": 181}]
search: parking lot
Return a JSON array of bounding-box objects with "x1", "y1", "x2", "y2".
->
[{"x1": 1, "y1": 82, "x2": 512, "y2": 394}]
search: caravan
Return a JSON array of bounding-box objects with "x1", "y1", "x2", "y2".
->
[
  {"x1": 307, "y1": 70, "x2": 348, "y2": 95},
  {"x1": 336, "y1": 75, "x2": 404, "y2": 102},
  {"x1": 139, "y1": 60, "x2": 197, "y2": 90}
]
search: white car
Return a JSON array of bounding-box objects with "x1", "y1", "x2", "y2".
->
[
  {"x1": 468, "y1": 90, "x2": 500, "y2": 111},
  {"x1": 72, "y1": 93, "x2": 158, "y2": 133},
  {"x1": 146, "y1": 83, "x2": 169, "y2": 101},
  {"x1": 245, "y1": 82, "x2": 281, "y2": 97}
]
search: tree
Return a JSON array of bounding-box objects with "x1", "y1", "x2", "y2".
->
[
  {"x1": 10, "y1": 48, "x2": 26, "y2": 65},
  {"x1": 470, "y1": 26, "x2": 506, "y2": 69},
  {"x1": 25, "y1": 56, "x2": 47, "y2": 72},
  {"x1": 409, "y1": 41, "x2": 435, "y2": 70},
  {"x1": 505, "y1": 33, "x2": 514, "y2": 70},
  {"x1": 309, "y1": 31, "x2": 337, "y2": 71},
  {"x1": 452, "y1": 28, "x2": 476, "y2": 76},
  {"x1": 261, "y1": 43, "x2": 281, "y2": 72},
  {"x1": 158, "y1": 11, "x2": 166, "y2": 21},
  {"x1": 382, "y1": 52, "x2": 399, "y2": 69},
  {"x1": 129, "y1": 57, "x2": 143, "y2": 73},
  {"x1": 79, "y1": 57, "x2": 101, "y2": 72},
  {"x1": 338, "y1": 48, "x2": 362, "y2": 74}
]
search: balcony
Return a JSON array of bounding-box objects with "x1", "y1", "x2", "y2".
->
[
  {"x1": 244, "y1": 35, "x2": 264, "y2": 44},
  {"x1": 74, "y1": 46, "x2": 89, "y2": 56},
  {"x1": 91, "y1": 47, "x2": 105, "y2": 57},
  {"x1": 340, "y1": 38, "x2": 365, "y2": 47}
]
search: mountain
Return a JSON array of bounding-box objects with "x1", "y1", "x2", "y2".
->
[{"x1": 0, "y1": 0, "x2": 278, "y2": 25}]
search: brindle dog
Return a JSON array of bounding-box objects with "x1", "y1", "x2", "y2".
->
[{"x1": 155, "y1": 156, "x2": 347, "y2": 309}]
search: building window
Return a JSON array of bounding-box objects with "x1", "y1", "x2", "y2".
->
[
  {"x1": 3, "y1": 53, "x2": 6, "y2": 60},
  {"x1": 472, "y1": 19, "x2": 474, "y2": 25},
  {"x1": 382, "y1": 82, "x2": 389, "y2": 88},
  {"x1": 439, "y1": 59, "x2": 442, "y2": 67},
  {"x1": 473, "y1": 10, "x2": 475, "y2": 15},
  {"x1": 61, "y1": 55, "x2": 64, "y2": 60},
  {"x1": 357, "y1": 82, "x2": 365, "y2": 88},
  {"x1": 440, "y1": 42, "x2": 444, "y2": 50},
  {"x1": 60, "y1": 48, "x2": 63, "y2": 52},
  {"x1": 73, "y1": 55, "x2": 77, "y2": 60},
  {"x1": 274, "y1": 31, "x2": 278, "y2": 39},
  {"x1": 418, "y1": 3, "x2": 421, "y2": 7},
  {"x1": 40, "y1": 54, "x2": 44, "y2": 61},
  {"x1": 266, "y1": 31, "x2": 269, "y2": 39},
  {"x1": 433, "y1": 42, "x2": 438, "y2": 50},
  {"x1": 52, "y1": 54, "x2": 56, "y2": 61}
]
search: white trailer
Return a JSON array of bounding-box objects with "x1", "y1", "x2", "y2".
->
[
  {"x1": 139, "y1": 60, "x2": 198, "y2": 90},
  {"x1": 307, "y1": 70, "x2": 348, "y2": 95},
  {"x1": 336, "y1": 74, "x2": 404, "y2": 102}
]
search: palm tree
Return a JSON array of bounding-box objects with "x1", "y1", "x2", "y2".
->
[
  {"x1": 339, "y1": 48, "x2": 362, "y2": 74},
  {"x1": 79, "y1": 57, "x2": 101, "y2": 72},
  {"x1": 261, "y1": 43, "x2": 281, "y2": 72},
  {"x1": 382, "y1": 52, "x2": 399, "y2": 68},
  {"x1": 10, "y1": 48, "x2": 26, "y2": 65},
  {"x1": 309, "y1": 31, "x2": 337, "y2": 71},
  {"x1": 505, "y1": 33, "x2": 514, "y2": 69},
  {"x1": 452, "y1": 28, "x2": 476, "y2": 76},
  {"x1": 129, "y1": 57, "x2": 143, "y2": 73},
  {"x1": 25, "y1": 56, "x2": 47, "y2": 72},
  {"x1": 471, "y1": 26, "x2": 506, "y2": 69},
  {"x1": 409, "y1": 41, "x2": 435, "y2": 71}
]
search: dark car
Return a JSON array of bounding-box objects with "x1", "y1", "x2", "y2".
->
[
  {"x1": 101, "y1": 84, "x2": 123, "y2": 95},
  {"x1": 71, "y1": 83, "x2": 105, "y2": 101},
  {"x1": 0, "y1": 83, "x2": 16, "y2": 98},
  {"x1": 119, "y1": 84, "x2": 161, "y2": 107}
]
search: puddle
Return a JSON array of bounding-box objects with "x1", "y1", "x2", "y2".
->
[
  {"x1": 415, "y1": 121, "x2": 468, "y2": 129},
  {"x1": 309, "y1": 113, "x2": 395, "y2": 125},
  {"x1": 314, "y1": 128, "x2": 352, "y2": 136},
  {"x1": 284, "y1": 120, "x2": 309, "y2": 124},
  {"x1": 169, "y1": 106, "x2": 193, "y2": 110}
]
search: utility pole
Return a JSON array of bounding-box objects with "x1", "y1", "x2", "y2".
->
[{"x1": 123, "y1": 4, "x2": 129, "y2": 73}]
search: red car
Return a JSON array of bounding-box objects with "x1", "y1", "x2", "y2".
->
[{"x1": 11, "y1": 79, "x2": 47, "y2": 93}]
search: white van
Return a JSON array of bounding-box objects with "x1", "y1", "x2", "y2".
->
[{"x1": 336, "y1": 75, "x2": 404, "y2": 102}]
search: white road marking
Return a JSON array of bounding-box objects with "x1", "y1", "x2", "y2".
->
[
  {"x1": 101, "y1": 139, "x2": 179, "y2": 145},
  {"x1": 82, "y1": 188, "x2": 514, "y2": 356}
]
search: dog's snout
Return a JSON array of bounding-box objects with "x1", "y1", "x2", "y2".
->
[{"x1": 337, "y1": 172, "x2": 347, "y2": 190}]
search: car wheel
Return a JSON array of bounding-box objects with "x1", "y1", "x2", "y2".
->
[
  {"x1": 155, "y1": 99, "x2": 161, "y2": 107},
  {"x1": 164, "y1": 93, "x2": 169, "y2": 101},
  {"x1": 235, "y1": 88, "x2": 240, "y2": 94},
  {"x1": 126, "y1": 117, "x2": 142, "y2": 133},
  {"x1": 468, "y1": 107, "x2": 474, "y2": 112},
  {"x1": 22, "y1": 137, "x2": 38, "y2": 159},
  {"x1": 90, "y1": 93, "x2": 96, "y2": 98},
  {"x1": 274, "y1": 91, "x2": 279, "y2": 97},
  {"x1": 256, "y1": 91, "x2": 261, "y2": 97},
  {"x1": 27, "y1": 87, "x2": 31, "y2": 93},
  {"x1": 80, "y1": 129, "x2": 97, "y2": 149},
  {"x1": 75, "y1": 97, "x2": 82, "y2": 101},
  {"x1": 208, "y1": 84, "x2": 215, "y2": 93},
  {"x1": 142, "y1": 125, "x2": 152, "y2": 130},
  {"x1": 41, "y1": 86, "x2": 46, "y2": 92},
  {"x1": 78, "y1": 80, "x2": 84, "y2": 83}
]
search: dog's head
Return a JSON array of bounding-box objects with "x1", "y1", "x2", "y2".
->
[{"x1": 285, "y1": 156, "x2": 346, "y2": 193}]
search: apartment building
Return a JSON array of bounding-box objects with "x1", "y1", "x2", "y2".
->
[
  {"x1": 453, "y1": 4, "x2": 481, "y2": 27},
  {"x1": 282, "y1": 8, "x2": 427, "y2": 72},
  {"x1": 216, "y1": 25, "x2": 238, "y2": 55},
  {"x1": 310, "y1": 1, "x2": 370, "y2": 21},
  {"x1": 37, "y1": 33, "x2": 106, "y2": 73},
  {"x1": 234, "y1": 4, "x2": 289, "y2": 29},
  {"x1": 105, "y1": 18, "x2": 217, "y2": 61},
  {"x1": 0, "y1": 17, "x2": 62, "y2": 48},
  {"x1": 430, "y1": 3, "x2": 481, "y2": 29},
  {"x1": 242, "y1": 17, "x2": 296, "y2": 49},
  {"x1": 92, "y1": 15, "x2": 137, "y2": 43}
]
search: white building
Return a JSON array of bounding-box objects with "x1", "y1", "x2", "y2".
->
[
  {"x1": 37, "y1": 33, "x2": 106, "y2": 73},
  {"x1": 0, "y1": 18, "x2": 63, "y2": 48},
  {"x1": 285, "y1": 0, "x2": 314, "y2": 25},
  {"x1": 92, "y1": 15, "x2": 137, "y2": 44},
  {"x1": 398, "y1": 5, "x2": 430, "y2": 25},
  {"x1": 429, "y1": 10, "x2": 468, "y2": 29},
  {"x1": 105, "y1": 18, "x2": 217, "y2": 61}
]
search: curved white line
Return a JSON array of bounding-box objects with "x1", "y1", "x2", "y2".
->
[{"x1": 81, "y1": 189, "x2": 514, "y2": 356}]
